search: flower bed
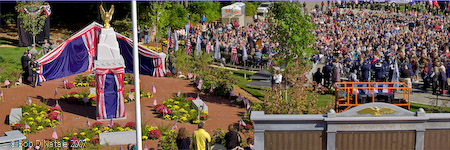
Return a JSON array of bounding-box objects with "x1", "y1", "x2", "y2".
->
[
  {"x1": 155, "y1": 94, "x2": 208, "y2": 124},
  {"x1": 59, "y1": 121, "x2": 171, "y2": 148},
  {"x1": 124, "y1": 89, "x2": 153, "y2": 103},
  {"x1": 196, "y1": 69, "x2": 236, "y2": 97},
  {"x1": 123, "y1": 73, "x2": 134, "y2": 85},
  {"x1": 74, "y1": 74, "x2": 96, "y2": 87},
  {"x1": 59, "y1": 91, "x2": 96, "y2": 105},
  {"x1": 11, "y1": 104, "x2": 61, "y2": 135}
]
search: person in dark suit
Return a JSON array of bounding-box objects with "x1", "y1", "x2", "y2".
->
[
  {"x1": 21, "y1": 52, "x2": 30, "y2": 84},
  {"x1": 322, "y1": 62, "x2": 332, "y2": 88},
  {"x1": 314, "y1": 68, "x2": 323, "y2": 85},
  {"x1": 361, "y1": 60, "x2": 371, "y2": 82}
]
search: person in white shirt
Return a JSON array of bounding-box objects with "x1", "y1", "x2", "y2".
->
[{"x1": 273, "y1": 70, "x2": 283, "y2": 92}]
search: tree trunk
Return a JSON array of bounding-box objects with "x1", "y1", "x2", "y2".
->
[
  {"x1": 185, "y1": 0, "x2": 188, "y2": 8},
  {"x1": 33, "y1": 35, "x2": 36, "y2": 46}
]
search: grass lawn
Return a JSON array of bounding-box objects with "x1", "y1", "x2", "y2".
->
[
  {"x1": 229, "y1": 69, "x2": 267, "y2": 101},
  {"x1": 316, "y1": 94, "x2": 334, "y2": 108},
  {"x1": 410, "y1": 102, "x2": 450, "y2": 113},
  {"x1": 0, "y1": 45, "x2": 42, "y2": 83}
]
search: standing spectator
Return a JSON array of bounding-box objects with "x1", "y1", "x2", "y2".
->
[
  {"x1": 431, "y1": 63, "x2": 440, "y2": 94},
  {"x1": 31, "y1": 56, "x2": 41, "y2": 87},
  {"x1": 244, "y1": 138, "x2": 255, "y2": 150},
  {"x1": 322, "y1": 62, "x2": 332, "y2": 88},
  {"x1": 201, "y1": 15, "x2": 207, "y2": 23},
  {"x1": 332, "y1": 59, "x2": 342, "y2": 87},
  {"x1": 439, "y1": 64, "x2": 447, "y2": 94},
  {"x1": 254, "y1": 13, "x2": 258, "y2": 22},
  {"x1": 144, "y1": 25, "x2": 149, "y2": 44},
  {"x1": 138, "y1": 25, "x2": 141, "y2": 42},
  {"x1": 313, "y1": 68, "x2": 323, "y2": 85},
  {"x1": 192, "y1": 122, "x2": 211, "y2": 150},
  {"x1": 225, "y1": 124, "x2": 241, "y2": 150},
  {"x1": 42, "y1": 39, "x2": 50, "y2": 55},
  {"x1": 401, "y1": 65, "x2": 412, "y2": 89},
  {"x1": 168, "y1": 50, "x2": 175, "y2": 74},
  {"x1": 30, "y1": 44, "x2": 38, "y2": 56},
  {"x1": 21, "y1": 52, "x2": 30, "y2": 84},
  {"x1": 273, "y1": 69, "x2": 283, "y2": 92},
  {"x1": 176, "y1": 128, "x2": 191, "y2": 150}
]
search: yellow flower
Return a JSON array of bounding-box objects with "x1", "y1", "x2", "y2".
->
[
  {"x1": 125, "y1": 127, "x2": 131, "y2": 131},
  {"x1": 77, "y1": 83, "x2": 83, "y2": 87},
  {"x1": 185, "y1": 114, "x2": 190, "y2": 118},
  {"x1": 140, "y1": 94, "x2": 143, "y2": 97},
  {"x1": 63, "y1": 137, "x2": 70, "y2": 140},
  {"x1": 172, "y1": 116, "x2": 178, "y2": 120},
  {"x1": 27, "y1": 117, "x2": 34, "y2": 121},
  {"x1": 124, "y1": 81, "x2": 128, "y2": 84},
  {"x1": 173, "y1": 105, "x2": 180, "y2": 109},
  {"x1": 103, "y1": 130, "x2": 109, "y2": 133},
  {"x1": 39, "y1": 111, "x2": 46, "y2": 114},
  {"x1": 96, "y1": 130, "x2": 102, "y2": 134},
  {"x1": 201, "y1": 111, "x2": 208, "y2": 115},
  {"x1": 88, "y1": 94, "x2": 96, "y2": 97},
  {"x1": 74, "y1": 94, "x2": 79, "y2": 98},
  {"x1": 73, "y1": 133, "x2": 78, "y2": 135},
  {"x1": 23, "y1": 112, "x2": 30, "y2": 116},
  {"x1": 32, "y1": 104, "x2": 37, "y2": 107},
  {"x1": 184, "y1": 104, "x2": 190, "y2": 108},
  {"x1": 12, "y1": 123, "x2": 17, "y2": 126},
  {"x1": 180, "y1": 117, "x2": 187, "y2": 122},
  {"x1": 149, "y1": 126, "x2": 158, "y2": 131},
  {"x1": 117, "y1": 127, "x2": 124, "y2": 131},
  {"x1": 60, "y1": 96, "x2": 65, "y2": 99},
  {"x1": 109, "y1": 129, "x2": 113, "y2": 132},
  {"x1": 174, "y1": 101, "x2": 179, "y2": 105},
  {"x1": 124, "y1": 99, "x2": 129, "y2": 103},
  {"x1": 45, "y1": 119, "x2": 51, "y2": 123},
  {"x1": 83, "y1": 83, "x2": 89, "y2": 86},
  {"x1": 52, "y1": 120, "x2": 59, "y2": 124},
  {"x1": 164, "y1": 115, "x2": 171, "y2": 119},
  {"x1": 84, "y1": 138, "x2": 90, "y2": 141},
  {"x1": 142, "y1": 136, "x2": 148, "y2": 140},
  {"x1": 103, "y1": 127, "x2": 109, "y2": 131},
  {"x1": 28, "y1": 121, "x2": 34, "y2": 125},
  {"x1": 92, "y1": 127, "x2": 98, "y2": 131},
  {"x1": 190, "y1": 109, "x2": 197, "y2": 113},
  {"x1": 167, "y1": 105, "x2": 172, "y2": 108},
  {"x1": 80, "y1": 132, "x2": 85, "y2": 135},
  {"x1": 37, "y1": 126, "x2": 44, "y2": 130},
  {"x1": 23, "y1": 129, "x2": 31, "y2": 133},
  {"x1": 168, "y1": 98, "x2": 174, "y2": 102},
  {"x1": 192, "y1": 119, "x2": 200, "y2": 124}
]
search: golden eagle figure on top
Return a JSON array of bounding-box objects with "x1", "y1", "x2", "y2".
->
[
  {"x1": 357, "y1": 107, "x2": 396, "y2": 117},
  {"x1": 100, "y1": 5, "x2": 114, "y2": 29}
]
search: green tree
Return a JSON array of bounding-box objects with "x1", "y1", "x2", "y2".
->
[
  {"x1": 16, "y1": 1, "x2": 48, "y2": 45},
  {"x1": 261, "y1": 2, "x2": 325, "y2": 114},
  {"x1": 188, "y1": 1, "x2": 221, "y2": 23}
]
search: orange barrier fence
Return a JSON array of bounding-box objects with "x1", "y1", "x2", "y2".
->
[{"x1": 334, "y1": 82, "x2": 411, "y2": 112}]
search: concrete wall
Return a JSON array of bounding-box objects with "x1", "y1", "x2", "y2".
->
[{"x1": 251, "y1": 103, "x2": 450, "y2": 150}]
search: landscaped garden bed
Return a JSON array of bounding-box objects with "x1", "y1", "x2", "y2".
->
[{"x1": 11, "y1": 104, "x2": 61, "y2": 135}]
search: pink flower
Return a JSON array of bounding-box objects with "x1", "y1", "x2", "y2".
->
[
  {"x1": 148, "y1": 130, "x2": 162, "y2": 139},
  {"x1": 50, "y1": 106, "x2": 62, "y2": 112},
  {"x1": 69, "y1": 91, "x2": 77, "y2": 95},
  {"x1": 186, "y1": 97, "x2": 195, "y2": 101}
]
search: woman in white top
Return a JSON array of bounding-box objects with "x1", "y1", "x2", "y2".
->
[{"x1": 273, "y1": 70, "x2": 283, "y2": 92}]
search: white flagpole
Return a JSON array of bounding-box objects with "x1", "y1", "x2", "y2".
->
[{"x1": 132, "y1": 1, "x2": 142, "y2": 150}]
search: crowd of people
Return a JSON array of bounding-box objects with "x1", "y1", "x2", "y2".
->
[
  {"x1": 311, "y1": 2, "x2": 450, "y2": 95},
  {"x1": 161, "y1": 15, "x2": 279, "y2": 75}
]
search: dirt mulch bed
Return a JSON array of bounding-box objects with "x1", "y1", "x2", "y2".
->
[{"x1": 0, "y1": 72, "x2": 246, "y2": 149}]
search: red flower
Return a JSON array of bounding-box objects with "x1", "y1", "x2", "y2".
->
[
  {"x1": 48, "y1": 111, "x2": 60, "y2": 117},
  {"x1": 65, "y1": 82, "x2": 74, "y2": 89},
  {"x1": 50, "y1": 106, "x2": 62, "y2": 112},
  {"x1": 69, "y1": 91, "x2": 77, "y2": 95},
  {"x1": 148, "y1": 129, "x2": 162, "y2": 139},
  {"x1": 201, "y1": 114, "x2": 209, "y2": 119},
  {"x1": 186, "y1": 97, "x2": 195, "y2": 101},
  {"x1": 90, "y1": 97, "x2": 97, "y2": 102},
  {"x1": 91, "y1": 122, "x2": 103, "y2": 127},
  {"x1": 12, "y1": 123, "x2": 23, "y2": 130},
  {"x1": 125, "y1": 122, "x2": 136, "y2": 129},
  {"x1": 130, "y1": 89, "x2": 135, "y2": 92},
  {"x1": 244, "y1": 124, "x2": 253, "y2": 129},
  {"x1": 89, "y1": 80, "x2": 96, "y2": 86},
  {"x1": 49, "y1": 115, "x2": 58, "y2": 120},
  {"x1": 92, "y1": 138, "x2": 99, "y2": 144}
]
